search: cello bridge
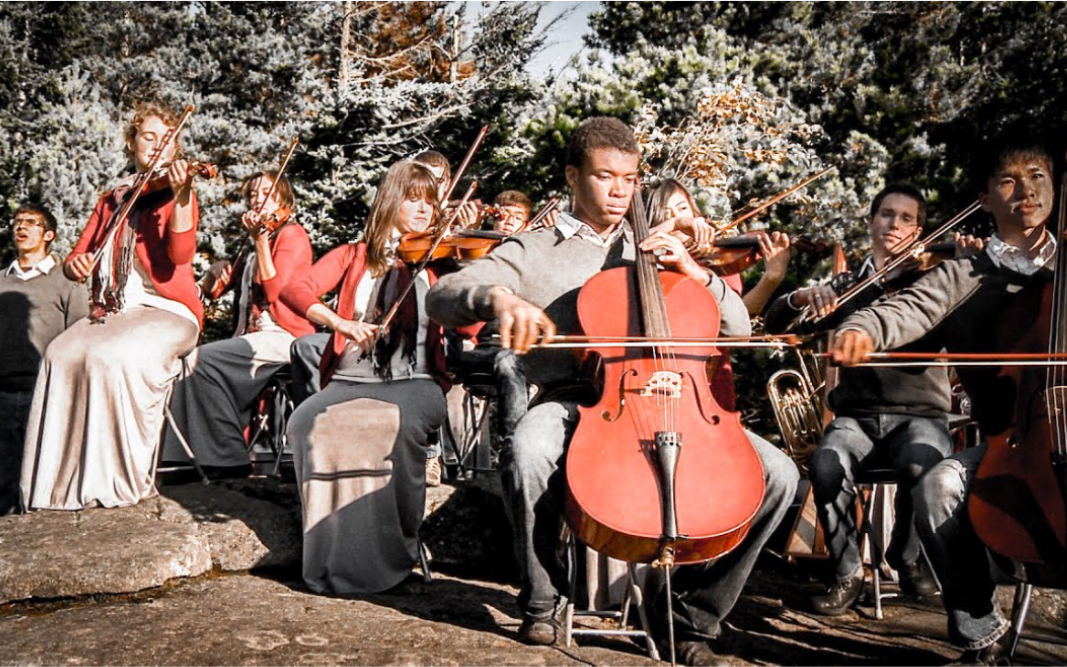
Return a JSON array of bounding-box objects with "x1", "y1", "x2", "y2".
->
[{"x1": 640, "y1": 371, "x2": 683, "y2": 398}]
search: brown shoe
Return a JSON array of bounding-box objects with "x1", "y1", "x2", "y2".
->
[
  {"x1": 425, "y1": 455, "x2": 442, "y2": 487},
  {"x1": 517, "y1": 615, "x2": 561, "y2": 646}
]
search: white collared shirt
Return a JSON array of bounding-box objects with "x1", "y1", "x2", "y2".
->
[
  {"x1": 6, "y1": 254, "x2": 56, "y2": 281},
  {"x1": 554, "y1": 212, "x2": 626, "y2": 249},
  {"x1": 985, "y1": 232, "x2": 1057, "y2": 276}
]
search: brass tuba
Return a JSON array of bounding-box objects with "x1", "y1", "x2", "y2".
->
[{"x1": 767, "y1": 347, "x2": 826, "y2": 471}]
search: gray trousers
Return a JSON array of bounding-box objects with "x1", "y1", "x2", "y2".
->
[
  {"x1": 290, "y1": 332, "x2": 330, "y2": 407},
  {"x1": 809, "y1": 413, "x2": 952, "y2": 581},
  {"x1": 0, "y1": 389, "x2": 33, "y2": 515},
  {"x1": 913, "y1": 444, "x2": 1008, "y2": 650},
  {"x1": 501, "y1": 399, "x2": 799, "y2": 641},
  {"x1": 162, "y1": 331, "x2": 293, "y2": 467}
]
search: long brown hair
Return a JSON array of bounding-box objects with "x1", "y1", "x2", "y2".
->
[
  {"x1": 365, "y1": 161, "x2": 438, "y2": 276},
  {"x1": 645, "y1": 178, "x2": 697, "y2": 226}
]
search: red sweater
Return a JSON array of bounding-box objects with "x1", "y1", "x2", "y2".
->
[
  {"x1": 236, "y1": 223, "x2": 315, "y2": 337},
  {"x1": 281, "y1": 242, "x2": 451, "y2": 391},
  {"x1": 69, "y1": 188, "x2": 203, "y2": 327}
]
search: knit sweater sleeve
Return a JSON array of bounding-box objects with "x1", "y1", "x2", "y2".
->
[
  {"x1": 706, "y1": 273, "x2": 751, "y2": 337},
  {"x1": 426, "y1": 236, "x2": 528, "y2": 328},
  {"x1": 260, "y1": 224, "x2": 313, "y2": 305},
  {"x1": 839, "y1": 257, "x2": 979, "y2": 351},
  {"x1": 281, "y1": 244, "x2": 353, "y2": 317},
  {"x1": 63, "y1": 278, "x2": 89, "y2": 327}
]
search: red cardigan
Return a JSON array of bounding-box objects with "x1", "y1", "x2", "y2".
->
[
  {"x1": 69, "y1": 188, "x2": 203, "y2": 327},
  {"x1": 236, "y1": 222, "x2": 315, "y2": 338},
  {"x1": 281, "y1": 242, "x2": 451, "y2": 391}
]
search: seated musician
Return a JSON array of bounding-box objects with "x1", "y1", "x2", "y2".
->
[
  {"x1": 832, "y1": 137, "x2": 1056, "y2": 662},
  {"x1": 644, "y1": 177, "x2": 792, "y2": 317},
  {"x1": 161, "y1": 171, "x2": 313, "y2": 472},
  {"x1": 489, "y1": 190, "x2": 532, "y2": 235},
  {"x1": 21, "y1": 101, "x2": 202, "y2": 511},
  {"x1": 280, "y1": 160, "x2": 454, "y2": 594},
  {"x1": 764, "y1": 183, "x2": 952, "y2": 614},
  {"x1": 426, "y1": 117, "x2": 799, "y2": 664},
  {"x1": 0, "y1": 204, "x2": 87, "y2": 515}
]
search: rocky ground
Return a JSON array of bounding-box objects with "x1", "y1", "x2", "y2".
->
[{"x1": 0, "y1": 474, "x2": 1065, "y2": 666}]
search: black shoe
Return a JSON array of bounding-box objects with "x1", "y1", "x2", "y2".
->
[
  {"x1": 950, "y1": 638, "x2": 1008, "y2": 665},
  {"x1": 672, "y1": 640, "x2": 721, "y2": 666},
  {"x1": 517, "y1": 615, "x2": 562, "y2": 646},
  {"x1": 812, "y1": 573, "x2": 864, "y2": 616},
  {"x1": 898, "y1": 559, "x2": 938, "y2": 597}
]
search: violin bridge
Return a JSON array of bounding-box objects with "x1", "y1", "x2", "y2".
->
[{"x1": 640, "y1": 371, "x2": 683, "y2": 399}]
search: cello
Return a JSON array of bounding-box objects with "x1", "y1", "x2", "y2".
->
[
  {"x1": 564, "y1": 187, "x2": 766, "y2": 567},
  {"x1": 968, "y1": 171, "x2": 1067, "y2": 587}
]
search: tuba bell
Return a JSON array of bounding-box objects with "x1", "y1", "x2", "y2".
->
[{"x1": 767, "y1": 348, "x2": 825, "y2": 471}]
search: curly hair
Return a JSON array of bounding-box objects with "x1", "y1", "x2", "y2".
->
[
  {"x1": 565, "y1": 117, "x2": 640, "y2": 169},
  {"x1": 123, "y1": 100, "x2": 183, "y2": 163}
]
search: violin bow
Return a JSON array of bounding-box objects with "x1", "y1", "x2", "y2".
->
[
  {"x1": 438, "y1": 125, "x2": 489, "y2": 211},
  {"x1": 824, "y1": 351, "x2": 1067, "y2": 368},
  {"x1": 255, "y1": 136, "x2": 300, "y2": 231},
  {"x1": 715, "y1": 165, "x2": 835, "y2": 236},
  {"x1": 89, "y1": 105, "x2": 196, "y2": 273},
  {"x1": 375, "y1": 181, "x2": 480, "y2": 336},
  {"x1": 793, "y1": 199, "x2": 982, "y2": 330},
  {"x1": 515, "y1": 196, "x2": 561, "y2": 234}
]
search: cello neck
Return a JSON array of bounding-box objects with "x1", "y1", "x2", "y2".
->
[{"x1": 629, "y1": 187, "x2": 672, "y2": 339}]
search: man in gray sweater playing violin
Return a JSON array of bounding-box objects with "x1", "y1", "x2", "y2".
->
[{"x1": 426, "y1": 117, "x2": 798, "y2": 666}]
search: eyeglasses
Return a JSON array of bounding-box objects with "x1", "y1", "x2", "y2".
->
[{"x1": 11, "y1": 218, "x2": 45, "y2": 231}]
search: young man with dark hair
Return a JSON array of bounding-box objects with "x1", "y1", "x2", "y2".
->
[
  {"x1": 427, "y1": 116, "x2": 799, "y2": 664},
  {"x1": 0, "y1": 203, "x2": 87, "y2": 514},
  {"x1": 491, "y1": 190, "x2": 532, "y2": 235},
  {"x1": 832, "y1": 138, "x2": 1057, "y2": 661},
  {"x1": 765, "y1": 183, "x2": 951, "y2": 615}
]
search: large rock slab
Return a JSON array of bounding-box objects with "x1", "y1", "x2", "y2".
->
[
  {"x1": 0, "y1": 496, "x2": 211, "y2": 603},
  {"x1": 0, "y1": 573, "x2": 658, "y2": 666},
  {"x1": 162, "y1": 479, "x2": 301, "y2": 572}
]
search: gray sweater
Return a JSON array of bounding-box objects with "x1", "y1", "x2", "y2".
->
[
  {"x1": 426, "y1": 224, "x2": 750, "y2": 390},
  {"x1": 0, "y1": 263, "x2": 88, "y2": 391},
  {"x1": 839, "y1": 251, "x2": 1053, "y2": 435}
]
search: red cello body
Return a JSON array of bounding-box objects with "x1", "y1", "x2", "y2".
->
[
  {"x1": 564, "y1": 195, "x2": 766, "y2": 565},
  {"x1": 969, "y1": 229, "x2": 1067, "y2": 587}
]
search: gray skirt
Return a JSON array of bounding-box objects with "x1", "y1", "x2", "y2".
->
[
  {"x1": 20, "y1": 306, "x2": 199, "y2": 511},
  {"x1": 288, "y1": 378, "x2": 447, "y2": 594}
]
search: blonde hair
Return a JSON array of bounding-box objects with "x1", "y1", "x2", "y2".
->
[
  {"x1": 124, "y1": 100, "x2": 183, "y2": 164},
  {"x1": 365, "y1": 161, "x2": 438, "y2": 276}
]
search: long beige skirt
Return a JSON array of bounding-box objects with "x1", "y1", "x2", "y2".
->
[{"x1": 20, "y1": 306, "x2": 199, "y2": 511}]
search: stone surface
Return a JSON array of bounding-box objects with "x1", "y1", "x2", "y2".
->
[
  {"x1": 161, "y1": 478, "x2": 302, "y2": 572},
  {"x1": 0, "y1": 496, "x2": 211, "y2": 603}
]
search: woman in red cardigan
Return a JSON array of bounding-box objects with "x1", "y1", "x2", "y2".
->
[
  {"x1": 161, "y1": 171, "x2": 313, "y2": 471},
  {"x1": 20, "y1": 101, "x2": 203, "y2": 511},
  {"x1": 281, "y1": 160, "x2": 451, "y2": 594}
]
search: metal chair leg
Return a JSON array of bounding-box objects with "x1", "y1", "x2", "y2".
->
[
  {"x1": 162, "y1": 404, "x2": 209, "y2": 485},
  {"x1": 1008, "y1": 582, "x2": 1032, "y2": 662},
  {"x1": 417, "y1": 536, "x2": 432, "y2": 583}
]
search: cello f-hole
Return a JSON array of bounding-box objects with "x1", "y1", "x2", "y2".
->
[{"x1": 602, "y1": 369, "x2": 637, "y2": 422}]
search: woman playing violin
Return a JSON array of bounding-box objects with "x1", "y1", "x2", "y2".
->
[
  {"x1": 21, "y1": 101, "x2": 203, "y2": 511},
  {"x1": 161, "y1": 171, "x2": 313, "y2": 472},
  {"x1": 280, "y1": 160, "x2": 455, "y2": 594},
  {"x1": 645, "y1": 178, "x2": 792, "y2": 317}
]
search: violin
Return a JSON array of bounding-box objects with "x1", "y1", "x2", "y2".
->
[
  {"x1": 696, "y1": 233, "x2": 832, "y2": 275},
  {"x1": 564, "y1": 187, "x2": 766, "y2": 569},
  {"x1": 396, "y1": 227, "x2": 505, "y2": 264},
  {"x1": 203, "y1": 207, "x2": 294, "y2": 302}
]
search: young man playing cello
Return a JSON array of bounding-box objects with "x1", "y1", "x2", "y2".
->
[
  {"x1": 764, "y1": 184, "x2": 951, "y2": 614},
  {"x1": 832, "y1": 138, "x2": 1057, "y2": 662},
  {"x1": 426, "y1": 117, "x2": 799, "y2": 665}
]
